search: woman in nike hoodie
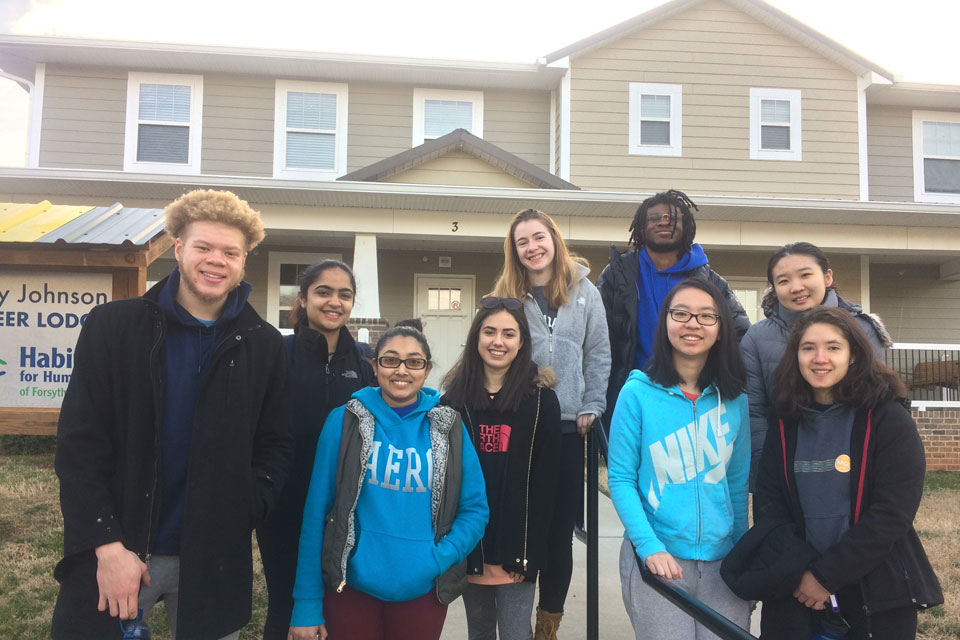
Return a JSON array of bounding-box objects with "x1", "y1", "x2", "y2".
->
[
  {"x1": 289, "y1": 326, "x2": 488, "y2": 640},
  {"x1": 608, "y1": 277, "x2": 751, "y2": 640}
]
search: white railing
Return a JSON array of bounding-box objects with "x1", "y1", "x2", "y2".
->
[{"x1": 886, "y1": 343, "x2": 960, "y2": 410}]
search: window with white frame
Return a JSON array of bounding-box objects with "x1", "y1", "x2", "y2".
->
[
  {"x1": 913, "y1": 110, "x2": 960, "y2": 203},
  {"x1": 749, "y1": 88, "x2": 802, "y2": 161},
  {"x1": 266, "y1": 251, "x2": 341, "y2": 331},
  {"x1": 412, "y1": 89, "x2": 483, "y2": 146},
  {"x1": 273, "y1": 81, "x2": 348, "y2": 180},
  {"x1": 628, "y1": 83, "x2": 682, "y2": 156},
  {"x1": 124, "y1": 72, "x2": 203, "y2": 174}
]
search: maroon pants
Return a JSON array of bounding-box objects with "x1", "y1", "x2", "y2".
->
[{"x1": 323, "y1": 585, "x2": 448, "y2": 640}]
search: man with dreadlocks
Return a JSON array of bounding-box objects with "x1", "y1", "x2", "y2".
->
[{"x1": 597, "y1": 189, "x2": 750, "y2": 424}]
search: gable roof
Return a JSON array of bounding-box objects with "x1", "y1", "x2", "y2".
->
[
  {"x1": 544, "y1": 0, "x2": 893, "y2": 80},
  {"x1": 339, "y1": 129, "x2": 579, "y2": 190}
]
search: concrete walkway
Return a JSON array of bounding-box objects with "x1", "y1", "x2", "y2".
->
[{"x1": 441, "y1": 490, "x2": 761, "y2": 639}]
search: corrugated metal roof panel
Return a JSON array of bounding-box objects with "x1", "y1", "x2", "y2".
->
[
  {"x1": 0, "y1": 201, "x2": 167, "y2": 246},
  {"x1": 0, "y1": 201, "x2": 94, "y2": 242}
]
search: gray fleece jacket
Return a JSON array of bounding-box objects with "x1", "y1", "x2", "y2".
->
[
  {"x1": 740, "y1": 288, "x2": 891, "y2": 489},
  {"x1": 524, "y1": 264, "x2": 612, "y2": 426}
]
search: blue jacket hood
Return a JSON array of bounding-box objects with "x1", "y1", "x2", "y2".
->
[
  {"x1": 352, "y1": 385, "x2": 441, "y2": 424},
  {"x1": 639, "y1": 242, "x2": 709, "y2": 275},
  {"x1": 157, "y1": 266, "x2": 252, "y2": 327}
]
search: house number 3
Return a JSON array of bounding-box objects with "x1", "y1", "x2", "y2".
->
[{"x1": 451, "y1": 221, "x2": 459, "y2": 232}]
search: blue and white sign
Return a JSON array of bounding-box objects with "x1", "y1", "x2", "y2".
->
[{"x1": 0, "y1": 271, "x2": 111, "y2": 408}]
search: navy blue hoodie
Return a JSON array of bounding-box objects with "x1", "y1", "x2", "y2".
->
[{"x1": 154, "y1": 267, "x2": 252, "y2": 554}]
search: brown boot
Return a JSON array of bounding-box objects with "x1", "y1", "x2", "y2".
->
[{"x1": 533, "y1": 607, "x2": 563, "y2": 640}]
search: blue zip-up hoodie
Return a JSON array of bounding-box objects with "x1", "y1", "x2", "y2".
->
[
  {"x1": 291, "y1": 385, "x2": 488, "y2": 626},
  {"x1": 634, "y1": 243, "x2": 710, "y2": 370},
  {"x1": 154, "y1": 267, "x2": 251, "y2": 554},
  {"x1": 608, "y1": 370, "x2": 749, "y2": 563}
]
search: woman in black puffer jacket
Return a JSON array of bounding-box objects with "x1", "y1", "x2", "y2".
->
[{"x1": 741, "y1": 242, "x2": 890, "y2": 489}]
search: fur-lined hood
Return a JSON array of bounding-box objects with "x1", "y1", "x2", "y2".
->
[
  {"x1": 534, "y1": 365, "x2": 557, "y2": 389},
  {"x1": 760, "y1": 287, "x2": 891, "y2": 347}
]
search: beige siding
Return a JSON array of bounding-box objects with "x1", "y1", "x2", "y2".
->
[
  {"x1": 348, "y1": 83, "x2": 413, "y2": 172},
  {"x1": 569, "y1": 0, "x2": 860, "y2": 198},
  {"x1": 39, "y1": 65, "x2": 126, "y2": 170},
  {"x1": 484, "y1": 89, "x2": 551, "y2": 170},
  {"x1": 871, "y1": 263, "x2": 960, "y2": 343},
  {"x1": 867, "y1": 105, "x2": 914, "y2": 202},
  {"x1": 200, "y1": 75, "x2": 274, "y2": 177},
  {"x1": 382, "y1": 151, "x2": 535, "y2": 188}
]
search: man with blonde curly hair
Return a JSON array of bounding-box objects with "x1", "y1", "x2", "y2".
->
[{"x1": 53, "y1": 189, "x2": 292, "y2": 639}]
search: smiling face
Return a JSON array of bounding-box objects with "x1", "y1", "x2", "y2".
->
[
  {"x1": 644, "y1": 202, "x2": 683, "y2": 254},
  {"x1": 772, "y1": 254, "x2": 834, "y2": 312},
  {"x1": 374, "y1": 335, "x2": 432, "y2": 408},
  {"x1": 666, "y1": 286, "x2": 720, "y2": 362},
  {"x1": 797, "y1": 322, "x2": 851, "y2": 404},
  {"x1": 477, "y1": 310, "x2": 522, "y2": 377},
  {"x1": 174, "y1": 220, "x2": 247, "y2": 316},
  {"x1": 300, "y1": 267, "x2": 354, "y2": 336},
  {"x1": 513, "y1": 219, "x2": 556, "y2": 281}
]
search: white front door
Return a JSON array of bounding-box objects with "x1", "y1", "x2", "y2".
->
[{"x1": 414, "y1": 274, "x2": 476, "y2": 391}]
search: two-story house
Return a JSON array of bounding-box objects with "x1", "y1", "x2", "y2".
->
[{"x1": 2, "y1": 0, "x2": 960, "y2": 391}]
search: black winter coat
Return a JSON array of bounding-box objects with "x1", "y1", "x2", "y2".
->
[
  {"x1": 597, "y1": 245, "x2": 750, "y2": 422},
  {"x1": 52, "y1": 277, "x2": 292, "y2": 640},
  {"x1": 751, "y1": 399, "x2": 942, "y2": 636},
  {"x1": 445, "y1": 368, "x2": 562, "y2": 581}
]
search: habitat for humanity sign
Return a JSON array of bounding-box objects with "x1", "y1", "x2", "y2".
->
[{"x1": 0, "y1": 272, "x2": 111, "y2": 408}]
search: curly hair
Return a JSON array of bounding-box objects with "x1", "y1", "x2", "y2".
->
[
  {"x1": 164, "y1": 189, "x2": 265, "y2": 250},
  {"x1": 628, "y1": 189, "x2": 698, "y2": 258}
]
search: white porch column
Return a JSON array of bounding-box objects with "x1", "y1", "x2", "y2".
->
[
  {"x1": 352, "y1": 233, "x2": 381, "y2": 319},
  {"x1": 860, "y1": 254, "x2": 871, "y2": 313}
]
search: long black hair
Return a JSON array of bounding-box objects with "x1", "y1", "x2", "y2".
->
[
  {"x1": 773, "y1": 306, "x2": 904, "y2": 419},
  {"x1": 443, "y1": 300, "x2": 535, "y2": 412},
  {"x1": 290, "y1": 259, "x2": 357, "y2": 332},
  {"x1": 628, "y1": 189, "x2": 698, "y2": 258},
  {"x1": 646, "y1": 277, "x2": 746, "y2": 399}
]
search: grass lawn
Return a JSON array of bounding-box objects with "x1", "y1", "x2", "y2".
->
[{"x1": 1, "y1": 453, "x2": 958, "y2": 638}]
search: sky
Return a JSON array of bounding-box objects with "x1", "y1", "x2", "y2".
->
[{"x1": 1, "y1": 0, "x2": 959, "y2": 167}]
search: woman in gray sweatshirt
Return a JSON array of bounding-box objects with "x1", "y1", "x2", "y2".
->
[{"x1": 492, "y1": 208, "x2": 611, "y2": 640}]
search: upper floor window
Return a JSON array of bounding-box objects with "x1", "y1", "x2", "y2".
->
[
  {"x1": 124, "y1": 72, "x2": 203, "y2": 174},
  {"x1": 628, "y1": 83, "x2": 682, "y2": 156},
  {"x1": 412, "y1": 88, "x2": 483, "y2": 146},
  {"x1": 913, "y1": 110, "x2": 960, "y2": 204},
  {"x1": 750, "y1": 88, "x2": 801, "y2": 161},
  {"x1": 273, "y1": 80, "x2": 348, "y2": 180}
]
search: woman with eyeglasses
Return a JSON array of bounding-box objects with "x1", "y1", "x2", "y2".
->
[
  {"x1": 491, "y1": 208, "x2": 611, "y2": 640},
  {"x1": 741, "y1": 242, "x2": 890, "y2": 490},
  {"x1": 441, "y1": 296, "x2": 562, "y2": 640},
  {"x1": 733, "y1": 307, "x2": 941, "y2": 639},
  {"x1": 608, "y1": 277, "x2": 751, "y2": 640},
  {"x1": 258, "y1": 259, "x2": 374, "y2": 639},
  {"x1": 288, "y1": 326, "x2": 488, "y2": 640}
]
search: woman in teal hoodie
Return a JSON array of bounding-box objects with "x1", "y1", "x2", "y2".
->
[
  {"x1": 289, "y1": 326, "x2": 489, "y2": 640},
  {"x1": 608, "y1": 277, "x2": 751, "y2": 639}
]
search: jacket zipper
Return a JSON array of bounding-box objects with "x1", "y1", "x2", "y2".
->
[
  {"x1": 521, "y1": 390, "x2": 542, "y2": 571},
  {"x1": 337, "y1": 406, "x2": 366, "y2": 593},
  {"x1": 463, "y1": 407, "x2": 487, "y2": 572},
  {"x1": 690, "y1": 395, "x2": 702, "y2": 550},
  {"x1": 145, "y1": 310, "x2": 165, "y2": 563}
]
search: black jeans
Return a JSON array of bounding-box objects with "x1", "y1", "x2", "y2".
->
[{"x1": 537, "y1": 429, "x2": 584, "y2": 613}]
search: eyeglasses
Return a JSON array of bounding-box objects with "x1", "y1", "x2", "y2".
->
[
  {"x1": 480, "y1": 297, "x2": 523, "y2": 311},
  {"x1": 646, "y1": 212, "x2": 673, "y2": 224},
  {"x1": 668, "y1": 309, "x2": 720, "y2": 326},
  {"x1": 376, "y1": 356, "x2": 429, "y2": 370}
]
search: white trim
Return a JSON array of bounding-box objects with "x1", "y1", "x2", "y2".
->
[
  {"x1": 549, "y1": 89, "x2": 557, "y2": 176},
  {"x1": 628, "y1": 82, "x2": 682, "y2": 157},
  {"x1": 749, "y1": 88, "x2": 802, "y2": 161},
  {"x1": 857, "y1": 73, "x2": 870, "y2": 200},
  {"x1": 559, "y1": 64, "x2": 571, "y2": 181},
  {"x1": 890, "y1": 343, "x2": 960, "y2": 351},
  {"x1": 859, "y1": 254, "x2": 870, "y2": 313},
  {"x1": 910, "y1": 401, "x2": 960, "y2": 411},
  {"x1": 412, "y1": 88, "x2": 483, "y2": 147},
  {"x1": 912, "y1": 110, "x2": 960, "y2": 204},
  {"x1": 266, "y1": 250, "x2": 340, "y2": 330},
  {"x1": 273, "y1": 80, "x2": 348, "y2": 180},
  {"x1": 123, "y1": 71, "x2": 203, "y2": 175},
  {"x1": 26, "y1": 63, "x2": 44, "y2": 168}
]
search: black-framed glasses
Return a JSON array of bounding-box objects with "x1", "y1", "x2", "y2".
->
[
  {"x1": 480, "y1": 297, "x2": 523, "y2": 311},
  {"x1": 668, "y1": 309, "x2": 720, "y2": 326},
  {"x1": 376, "y1": 356, "x2": 429, "y2": 370}
]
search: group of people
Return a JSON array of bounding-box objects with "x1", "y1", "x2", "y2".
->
[{"x1": 49, "y1": 187, "x2": 941, "y2": 640}]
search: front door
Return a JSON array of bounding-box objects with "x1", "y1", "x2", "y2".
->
[{"x1": 414, "y1": 274, "x2": 476, "y2": 391}]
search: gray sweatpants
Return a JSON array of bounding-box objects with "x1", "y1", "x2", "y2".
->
[
  {"x1": 462, "y1": 580, "x2": 537, "y2": 640},
  {"x1": 138, "y1": 555, "x2": 241, "y2": 640},
  {"x1": 618, "y1": 539, "x2": 749, "y2": 640}
]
